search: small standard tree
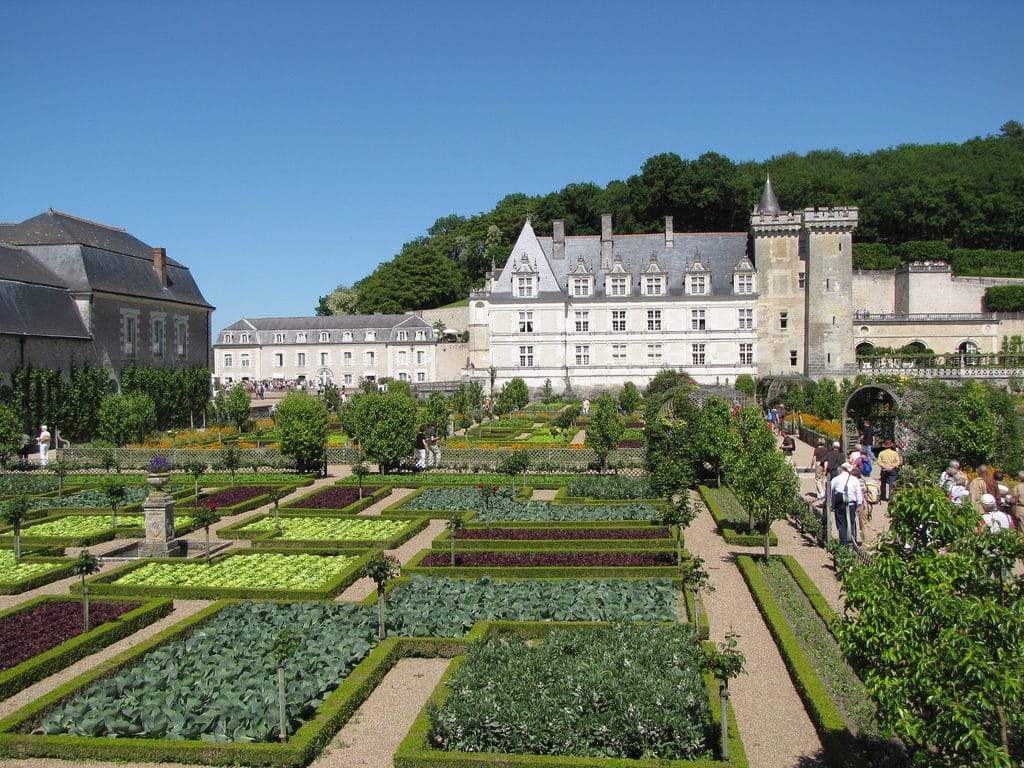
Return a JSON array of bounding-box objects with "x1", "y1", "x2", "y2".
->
[
  {"x1": 0, "y1": 495, "x2": 29, "y2": 562},
  {"x1": 218, "y1": 444, "x2": 242, "y2": 487},
  {"x1": 363, "y1": 552, "x2": 400, "y2": 641},
  {"x1": 184, "y1": 460, "x2": 207, "y2": 499},
  {"x1": 702, "y1": 631, "x2": 746, "y2": 762},
  {"x1": 270, "y1": 628, "x2": 301, "y2": 743},
  {"x1": 352, "y1": 463, "x2": 371, "y2": 499},
  {"x1": 101, "y1": 477, "x2": 128, "y2": 530},
  {"x1": 497, "y1": 451, "x2": 530, "y2": 492},
  {"x1": 47, "y1": 459, "x2": 72, "y2": 499},
  {"x1": 446, "y1": 513, "x2": 465, "y2": 566},
  {"x1": 72, "y1": 550, "x2": 101, "y2": 632},
  {"x1": 358, "y1": 392, "x2": 417, "y2": 475},
  {"x1": 585, "y1": 393, "x2": 625, "y2": 472},
  {"x1": 192, "y1": 503, "x2": 220, "y2": 562}
]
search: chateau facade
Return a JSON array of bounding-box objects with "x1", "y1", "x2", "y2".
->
[{"x1": 468, "y1": 180, "x2": 860, "y2": 391}]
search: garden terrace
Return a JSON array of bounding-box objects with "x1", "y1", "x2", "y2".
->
[
  {"x1": 0, "y1": 596, "x2": 171, "y2": 700},
  {"x1": 0, "y1": 512, "x2": 198, "y2": 548},
  {"x1": 79, "y1": 550, "x2": 370, "y2": 600},
  {"x1": 0, "y1": 550, "x2": 77, "y2": 595},
  {"x1": 218, "y1": 514, "x2": 428, "y2": 549}
]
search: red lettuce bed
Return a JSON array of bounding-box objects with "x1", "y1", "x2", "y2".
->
[
  {"x1": 197, "y1": 486, "x2": 274, "y2": 508},
  {"x1": 456, "y1": 527, "x2": 670, "y2": 540},
  {"x1": 419, "y1": 551, "x2": 676, "y2": 567},
  {"x1": 285, "y1": 487, "x2": 379, "y2": 509}
]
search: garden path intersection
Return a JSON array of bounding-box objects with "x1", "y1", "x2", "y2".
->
[{"x1": 0, "y1": 442, "x2": 865, "y2": 768}]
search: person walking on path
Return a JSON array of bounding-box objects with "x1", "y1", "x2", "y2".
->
[
  {"x1": 37, "y1": 424, "x2": 50, "y2": 466},
  {"x1": 828, "y1": 463, "x2": 862, "y2": 546},
  {"x1": 877, "y1": 440, "x2": 901, "y2": 502},
  {"x1": 969, "y1": 466, "x2": 999, "y2": 515},
  {"x1": 427, "y1": 423, "x2": 441, "y2": 468},
  {"x1": 414, "y1": 426, "x2": 427, "y2": 470}
]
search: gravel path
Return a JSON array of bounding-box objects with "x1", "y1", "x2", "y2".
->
[{"x1": 0, "y1": 450, "x2": 860, "y2": 768}]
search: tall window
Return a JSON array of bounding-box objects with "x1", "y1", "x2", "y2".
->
[
  {"x1": 519, "y1": 345, "x2": 534, "y2": 367},
  {"x1": 151, "y1": 318, "x2": 165, "y2": 357},
  {"x1": 240, "y1": 353, "x2": 250, "y2": 368},
  {"x1": 612, "y1": 310, "x2": 627, "y2": 332},
  {"x1": 223, "y1": 353, "x2": 233, "y2": 368},
  {"x1": 122, "y1": 314, "x2": 138, "y2": 358},
  {"x1": 689, "y1": 275, "x2": 707, "y2": 295},
  {"x1": 517, "y1": 277, "x2": 534, "y2": 298},
  {"x1": 574, "y1": 311, "x2": 589, "y2": 332},
  {"x1": 735, "y1": 274, "x2": 754, "y2": 294},
  {"x1": 343, "y1": 374, "x2": 353, "y2": 385},
  {"x1": 175, "y1": 319, "x2": 188, "y2": 357},
  {"x1": 691, "y1": 309, "x2": 706, "y2": 331},
  {"x1": 691, "y1": 344, "x2": 706, "y2": 366},
  {"x1": 646, "y1": 344, "x2": 662, "y2": 364},
  {"x1": 790, "y1": 349, "x2": 798, "y2": 367},
  {"x1": 574, "y1": 344, "x2": 591, "y2": 365},
  {"x1": 780, "y1": 311, "x2": 789, "y2": 330},
  {"x1": 398, "y1": 372, "x2": 408, "y2": 382},
  {"x1": 644, "y1": 276, "x2": 663, "y2": 296},
  {"x1": 572, "y1": 278, "x2": 590, "y2": 297},
  {"x1": 416, "y1": 350, "x2": 425, "y2": 364},
  {"x1": 610, "y1": 276, "x2": 628, "y2": 296},
  {"x1": 798, "y1": 272, "x2": 806, "y2": 289},
  {"x1": 647, "y1": 309, "x2": 662, "y2": 331},
  {"x1": 398, "y1": 350, "x2": 407, "y2": 365},
  {"x1": 518, "y1": 311, "x2": 533, "y2": 333},
  {"x1": 738, "y1": 308, "x2": 754, "y2": 330},
  {"x1": 297, "y1": 352, "x2": 306, "y2": 367},
  {"x1": 365, "y1": 351, "x2": 375, "y2": 366},
  {"x1": 320, "y1": 352, "x2": 329, "y2": 366},
  {"x1": 416, "y1": 372, "x2": 425, "y2": 382},
  {"x1": 274, "y1": 353, "x2": 283, "y2": 367},
  {"x1": 343, "y1": 351, "x2": 352, "y2": 366},
  {"x1": 612, "y1": 344, "x2": 627, "y2": 364},
  {"x1": 739, "y1": 343, "x2": 753, "y2": 365}
]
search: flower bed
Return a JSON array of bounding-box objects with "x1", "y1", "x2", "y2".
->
[
  {"x1": 84, "y1": 551, "x2": 366, "y2": 600},
  {"x1": 384, "y1": 575, "x2": 679, "y2": 637},
  {"x1": 0, "y1": 599, "x2": 142, "y2": 672},
  {"x1": 284, "y1": 486, "x2": 381, "y2": 510},
  {"x1": 36, "y1": 601, "x2": 378, "y2": 742},
  {"x1": 429, "y1": 623, "x2": 712, "y2": 761},
  {"x1": 0, "y1": 550, "x2": 75, "y2": 594}
]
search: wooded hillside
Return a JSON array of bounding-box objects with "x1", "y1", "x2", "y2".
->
[{"x1": 318, "y1": 122, "x2": 1024, "y2": 315}]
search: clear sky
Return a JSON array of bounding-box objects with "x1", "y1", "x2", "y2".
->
[{"x1": 3, "y1": 1, "x2": 1021, "y2": 334}]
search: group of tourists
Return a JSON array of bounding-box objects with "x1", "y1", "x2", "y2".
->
[{"x1": 940, "y1": 461, "x2": 1024, "y2": 533}]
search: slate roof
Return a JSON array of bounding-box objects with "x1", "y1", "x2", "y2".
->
[
  {"x1": 491, "y1": 217, "x2": 752, "y2": 300},
  {"x1": 0, "y1": 246, "x2": 90, "y2": 338},
  {"x1": 0, "y1": 210, "x2": 212, "y2": 309},
  {"x1": 215, "y1": 314, "x2": 435, "y2": 346}
]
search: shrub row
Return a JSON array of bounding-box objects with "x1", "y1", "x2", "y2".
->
[{"x1": 697, "y1": 487, "x2": 778, "y2": 547}]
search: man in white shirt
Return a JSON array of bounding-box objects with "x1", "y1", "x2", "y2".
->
[
  {"x1": 977, "y1": 493, "x2": 1013, "y2": 533},
  {"x1": 830, "y1": 463, "x2": 863, "y2": 546}
]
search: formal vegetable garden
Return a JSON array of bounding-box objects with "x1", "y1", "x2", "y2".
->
[
  {"x1": 0, "y1": 550, "x2": 71, "y2": 588},
  {"x1": 416, "y1": 550, "x2": 677, "y2": 568},
  {"x1": 6, "y1": 514, "x2": 196, "y2": 543},
  {"x1": 453, "y1": 526, "x2": 670, "y2": 540},
  {"x1": 37, "y1": 601, "x2": 378, "y2": 742},
  {"x1": 229, "y1": 516, "x2": 414, "y2": 542},
  {"x1": 284, "y1": 486, "x2": 380, "y2": 509},
  {"x1": 24, "y1": 485, "x2": 158, "y2": 511},
  {"x1": 429, "y1": 623, "x2": 713, "y2": 760},
  {"x1": 399, "y1": 487, "x2": 659, "y2": 521}
]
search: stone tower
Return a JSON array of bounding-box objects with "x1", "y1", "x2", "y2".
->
[{"x1": 751, "y1": 177, "x2": 858, "y2": 379}]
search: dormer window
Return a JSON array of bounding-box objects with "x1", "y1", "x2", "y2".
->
[
  {"x1": 572, "y1": 278, "x2": 591, "y2": 297},
  {"x1": 605, "y1": 258, "x2": 631, "y2": 297},
  {"x1": 222, "y1": 333, "x2": 234, "y2": 344},
  {"x1": 732, "y1": 257, "x2": 756, "y2": 295},
  {"x1": 512, "y1": 253, "x2": 537, "y2": 298},
  {"x1": 688, "y1": 274, "x2": 708, "y2": 295},
  {"x1": 274, "y1": 332, "x2": 285, "y2": 343},
  {"x1": 342, "y1": 331, "x2": 352, "y2": 342},
  {"x1": 397, "y1": 330, "x2": 408, "y2": 341},
  {"x1": 240, "y1": 332, "x2": 251, "y2": 344},
  {"x1": 415, "y1": 330, "x2": 425, "y2": 340},
  {"x1": 569, "y1": 256, "x2": 593, "y2": 297},
  {"x1": 644, "y1": 276, "x2": 664, "y2": 296},
  {"x1": 296, "y1": 332, "x2": 307, "y2": 343},
  {"x1": 319, "y1": 331, "x2": 330, "y2": 343},
  {"x1": 366, "y1": 331, "x2": 375, "y2": 342},
  {"x1": 516, "y1": 276, "x2": 535, "y2": 298}
]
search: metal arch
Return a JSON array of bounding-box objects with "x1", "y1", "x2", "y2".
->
[{"x1": 841, "y1": 383, "x2": 903, "y2": 451}]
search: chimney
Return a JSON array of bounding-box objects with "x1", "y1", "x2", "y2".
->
[
  {"x1": 600, "y1": 213, "x2": 613, "y2": 270},
  {"x1": 552, "y1": 219, "x2": 565, "y2": 260},
  {"x1": 665, "y1": 216, "x2": 674, "y2": 248},
  {"x1": 153, "y1": 248, "x2": 167, "y2": 288}
]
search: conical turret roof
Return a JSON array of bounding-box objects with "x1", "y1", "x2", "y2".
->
[{"x1": 757, "y1": 174, "x2": 782, "y2": 215}]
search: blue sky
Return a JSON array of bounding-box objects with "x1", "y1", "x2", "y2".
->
[{"x1": 3, "y1": 1, "x2": 1021, "y2": 333}]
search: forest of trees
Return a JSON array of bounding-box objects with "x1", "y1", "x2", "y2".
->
[{"x1": 318, "y1": 122, "x2": 1024, "y2": 316}]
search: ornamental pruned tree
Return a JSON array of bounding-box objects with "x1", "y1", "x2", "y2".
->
[
  {"x1": 694, "y1": 396, "x2": 740, "y2": 487},
  {"x1": 0, "y1": 403, "x2": 20, "y2": 472},
  {"x1": 101, "y1": 477, "x2": 128, "y2": 530},
  {"x1": 497, "y1": 450, "x2": 530, "y2": 492},
  {"x1": 585, "y1": 393, "x2": 624, "y2": 472},
  {"x1": 275, "y1": 391, "x2": 329, "y2": 475},
  {"x1": 0, "y1": 495, "x2": 29, "y2": 562},
  {"x1": 351, "y1": 463, "x2": 371, "y2": 499},
  {"x1": 97, "y1": 393, "x2": 157, "y2": 447},
  {"x1": 226, "y1": 384, "x2": 252, "y2": 433},
  {"x1": 72, "y1": 550, "x2": 101, "y2": 632},
  {"x1": 495, "y1": 377, "x2": 529, "y2": 416},
  {"x1": 192, "y1": 503, "x2": 220, "y2": 562},
  {"x1": 218, "y1": 444, "x2": 242, "y2": 487},
  {"x1": 358, "y1": 391, "x2": 417, "y2": 475},
  {"x1": 838, "y1": 484, "x2": 1024, "y2": 767},
  {"x1": 446, "y1": 513, "x2": 465, "y2": 566},
  {"x1": 270, "y1": 628, "x2": 301, "y2": 743},
  {"x1": 618, "y1": 381, "x2": 642, "y2": 416},
  {"x1": 47, "y1": 459, "x2": 72, "y2": 499},
  {"x1": 183, "y1": 460, "x2": 206, "y2": 499},
  {"x1": 363, "y1": 552, "x2": 400, "y2": 641}
]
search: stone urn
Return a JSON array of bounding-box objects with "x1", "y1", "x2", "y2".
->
[{"x1": 147, "y1": 472, "x2": 171, "y2": 492}]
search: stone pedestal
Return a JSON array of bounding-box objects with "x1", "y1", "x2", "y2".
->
[{"x1": 138, "y1": 477, "x2": 182, "y2": 558}]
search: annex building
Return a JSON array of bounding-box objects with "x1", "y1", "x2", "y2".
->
[
  {"x1": 467, "y1": 179, "x2": 1024, "y2": 394},
  {"x1": 213, "y1": 314, "x2": 443, "y2": 389},
  {"x1": 0, "y1": 210, "x2": 213, "y2": 387}
]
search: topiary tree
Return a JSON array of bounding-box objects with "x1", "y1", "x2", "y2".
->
[
  {"x1": 585, "y1": 393, "x2": 625, "y2": 472},
  {"x1": 97, "y1": 393, "x2": 157, "y2": 447},
  {"x1": 358, "y1": 391, "x2": 417, "y2": 474},
  {"x1": 446, "y1": 512, "x2": 465, "y2": 566},
  {"x1": 270, "y1": 628, "x2": 301, "y2": 743},
  {"x1": 733, "y1": 374, "x2": 756, "y2": 398},
  {"x1": 497, "y1": 450, "x2": 530, "y2": 492},
  {"x1": 72, "y1": 550, "x2": 101, "y2": 632},
  {"x1": 47, "y1": 458, "x2": 73, "y2": 499},
  {"x1": 218, "y1": 444, "x2": 242, "y2": 487},
  {"x1": 363, "y1": 552, "x2": 400, "y2": 640},
  {"x1": 101, "y1": 477, "x2": 128, "y2": 529},
  {"x1": 701, "y1": 631, "x2": 746, "y2": 762},
  {"x1": 183, "y1": 460, "x2": 207, "y2": 499},
  {"x1": 425, "y1": 391, "x2": 449, "y2": 434},
  {"x1": 351, "y1": 463, "x2": 371, "y2": 499},
  {"x1": 275, "y1": 392, "x2": 329, "y2": 475},
  {"x1": 0, "y1": 403, "x2": 20, "y2": 472},
  {"x1": 191, "y1": 502, "x2": 220, "y2": 562},
  {"x1": 226, "y1": 384, "x2": 252, "y2": 433},
  {"x1": 0, "y1": 495, "x2": 29, "y2": 561},
  {"x1": 495, "y1": 377, "x2": 529, "y2": 416}
]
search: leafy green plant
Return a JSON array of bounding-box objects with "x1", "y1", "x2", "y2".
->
[
  {"x1": 191, "y1": 503, "x2": 220, "y2": 562},
  {"x1": 101, "y1": 477, "x2": 128, "y2": 529},
  {"x1": 183, "y1": 460, "x2": 207, "y2": 499},
  {"x1": 46, "y1": 459, "x2": 72, "y2": 499},
  {"x1": 71, "y1": 550, "x2": 101, "y2": 631}
]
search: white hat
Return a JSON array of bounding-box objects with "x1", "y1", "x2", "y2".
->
[
  {"x1": 980, "y1": 493, "x2": 996, "y2": 509},
  {"x1": 841, "y1": 462, "x2": 853, "y2": 471}
]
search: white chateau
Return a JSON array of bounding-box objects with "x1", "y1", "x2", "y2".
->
[{"x1": 467, "y1": 179, "x2": 859, "y2": 390}]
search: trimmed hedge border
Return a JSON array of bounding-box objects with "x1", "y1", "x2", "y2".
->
[
  {"x1": 218, "y1": 513, "x2": 429, "y2": 550},
  {"x1": 0, "y1": 596, "x2": 172, "y2": 700},
  {"x1": 0, "y1": 601, "x2": 463, "y2": 768},
  {"x1": 401, "y1": 548, "x2": 680, "y2": 580},
  {"x1": 736, "y1": 555, "x2": 859, "y2": 768},
  {"x1": 697, "y1": 486, "x2": 778, "y2": 548},
  {"x1": 0, "y1": 557, "x2": 78, "y2": 595},
  {"x1": 74, "y1": 549, "x2": 373, "y2": 601},
  {"x1": 394, "y1": 620, "x2": 748, "y2": 768}
]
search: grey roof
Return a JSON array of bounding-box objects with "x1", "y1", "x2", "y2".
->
[
  {"x1": 0, "y1": 279, "x2": 90, "y2": 339},
  {"x1": 215, "y1": 314, "x2": 435, "y2": 346},
  {"x1": 493, "y1": 218, "x2": 752, "y2": 300},
  {"x1": 0, "y1": 211, "x2": 212, "y2": 309},
  {"x1": 0, "y1": 245, "x2": 64, "y2": 287},
  {"x1": 756, "y1": 176, "x2": 782, "y2": 215}
]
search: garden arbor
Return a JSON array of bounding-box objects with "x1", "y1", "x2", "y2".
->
[{"x1": 841, "y1": 383, "x2": 902, "y2": 451}]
